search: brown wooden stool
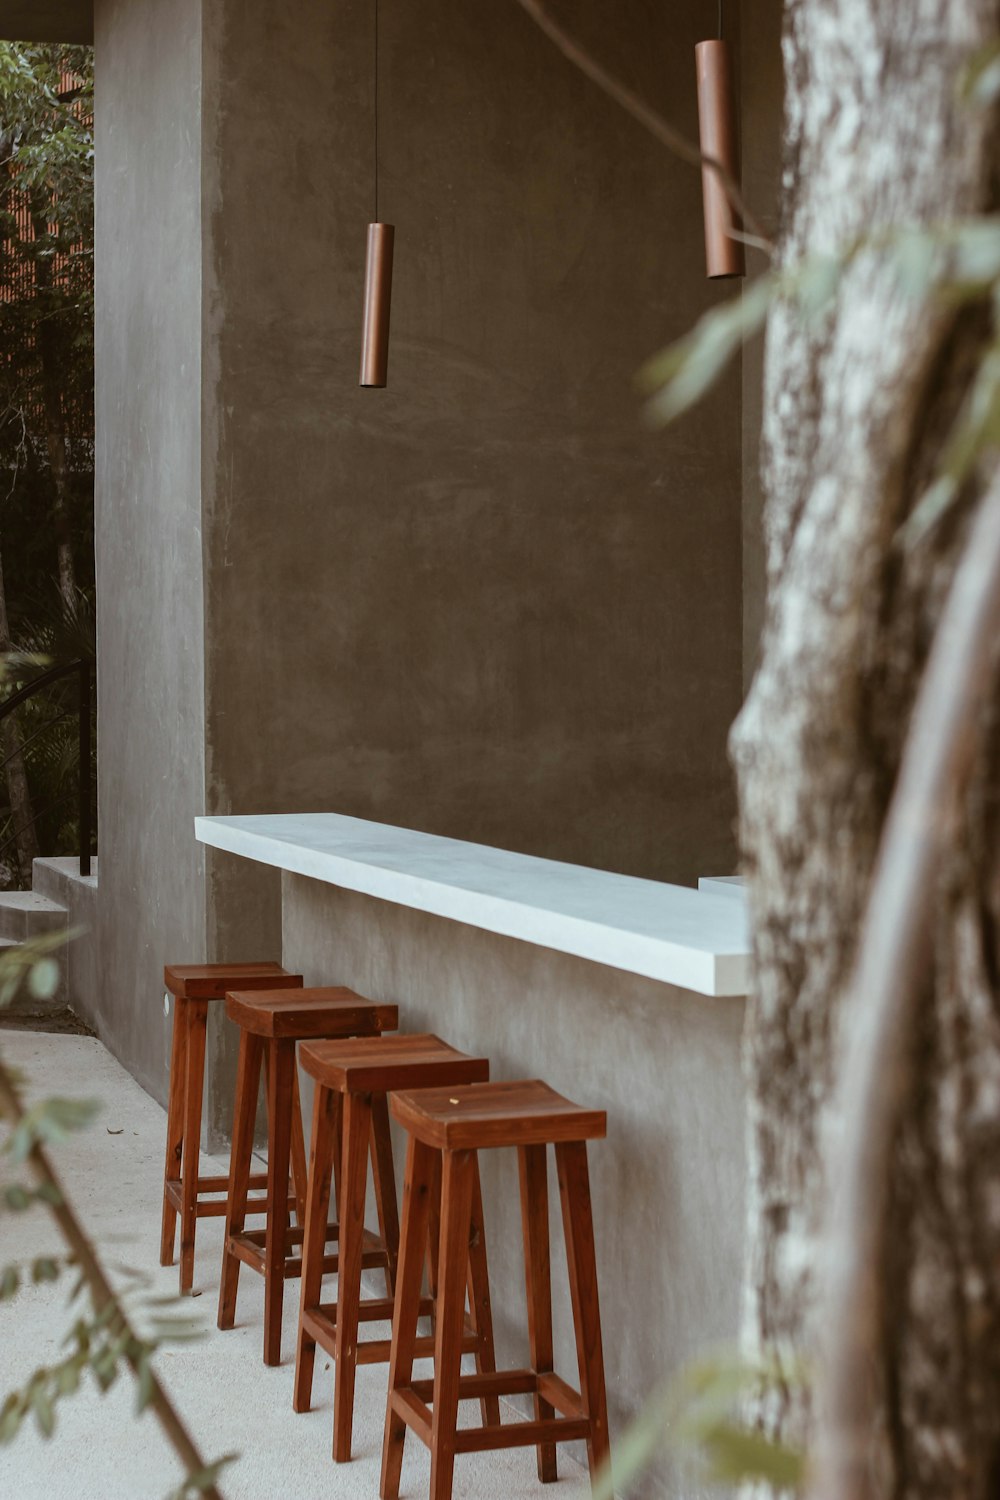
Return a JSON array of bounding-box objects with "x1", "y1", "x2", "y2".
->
[
  {"x1": 160, "y1": 961, "x2": 304, "y2": 1294},
  {"x1": 294, "y1": 1033, "x2": 496, "y2": 1463},
  {"x1": 382, "y1": 1080, "x2": 610, "y2": 1500},
  {"x1": 217, "y1": 987, "x2": 398, "y2": 1366}
]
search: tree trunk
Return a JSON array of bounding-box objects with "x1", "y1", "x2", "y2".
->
[
  {"x1": 0, "y1": 543, "x2": 40, "y2": 887},
  {"x1": 730, "y1": 0, "x2": 1000, "y2": 1493},
  {"x1": 31, "y1": 201, "x2": 76, "y2": 611}
]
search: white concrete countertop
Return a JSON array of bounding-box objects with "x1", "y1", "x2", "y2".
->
[{"x1": 195, "y1": 813, "x2": 750, "y2": 998}]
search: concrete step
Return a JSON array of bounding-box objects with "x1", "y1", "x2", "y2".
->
[
  {"x1": 0, "y1": 890, "x2": 69, "y2": 942},
  {"x1": 31, "y1": 855, "x2": 98, "y2": 904}
]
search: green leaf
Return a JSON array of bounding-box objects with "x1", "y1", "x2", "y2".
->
[
  {"x1": 28, "y1": 957, "x2": 60, "y2": 1000},
  {"x1": 56, "y1": 1359, "x2": 82, "y2": 1397},
  {"x1": 592, "y1": 1377, "x2": 672, "y2": 1500},
  {"x1": 0, "y1": 1264, "x2": 20, "y2": 1300},
  {"x1": 702, "y1": 1424, "x2": 805, "y2": 1487},
  {"x1": 639, "y1": 274, "x2": 776, "y2": 427},
  {"x1": 135, "y1": 1350, "x2": 155, "y2": 1415},
  {"x1": 960, "y1": 39, "x2": 1000, "y2": 106},
  {"x1": 0, "y1": 1393, "x2": 24, "y2": 1444},
  {"x1": 31, "y1": 1387, "x2": 55, "y2": 1439},
  {"x1": 32, "y1": 1256, "x2": 60, "y2": 1284},
  {"x1": 3, "y1": 1183, "x2": 32, "y2": 1211},
  {"x1": 8, "y1": 1095, "x2": 101, "y2": 1161}
]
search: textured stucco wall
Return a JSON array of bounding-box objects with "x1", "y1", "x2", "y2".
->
[
  {"x1": 92, "y1": 0, "x2": 750, "y2": 1135},
  {"x1": 740, "y1": 0, "x2": 785, "y2": 687},
  {"x1": 283, "y1": 871, "x2": 747, "y2": 1500},
  {"x1": 202, "y1": 0, "x2": 743, "y2": 887},
  {"x1": 93, "y1": 0, "x2": 207, "y2": 1101}
]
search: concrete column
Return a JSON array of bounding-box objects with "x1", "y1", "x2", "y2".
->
[{"x1": 94, "y1": 0, "x2": 207, "y2": 1102}]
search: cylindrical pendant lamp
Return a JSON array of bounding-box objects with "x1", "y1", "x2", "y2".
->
[
  {"x1": 695, "y1": 40, "x2": 745, "y2": 279},
  {"x1": 359, "y1": 221, "x2": 394, "y2": 388}
]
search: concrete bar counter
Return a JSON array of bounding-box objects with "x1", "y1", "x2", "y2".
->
[{"x1": 195, "y1": 813, "x2": 749, "y2": 1498}]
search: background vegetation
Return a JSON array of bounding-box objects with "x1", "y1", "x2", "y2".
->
[{"x1": 0, "y1": 42, "x2": 95, "y2": 888}]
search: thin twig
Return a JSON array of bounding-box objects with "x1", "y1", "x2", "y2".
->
[
  {"x1": 511, "y1": 0, "x2": 773, "y2": 254},
  {"x1": 0, "y1": 1061, "x2": 225, "y2": 1500},
  {"x1": 810, "y1": 468, "x2": 1000, "y2": 1500}
]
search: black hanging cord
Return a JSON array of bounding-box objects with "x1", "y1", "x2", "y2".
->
[{"x1": 374, "y1": 0, "x2": 379, "y2": 221}]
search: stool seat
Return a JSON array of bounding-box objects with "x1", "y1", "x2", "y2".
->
[
  {"x1": 165, "y1": 960, "x2": 302, "y2": 1000},
  {"x1": 300, "y1": 1033, "x2": 489, "y2": 1093},
  {"x1": 391, "y1": 1079, "x2": 607, "y2": 1151},
  {"x1": 225, "y1": 987, "x2": 398, "y2": 1039}
]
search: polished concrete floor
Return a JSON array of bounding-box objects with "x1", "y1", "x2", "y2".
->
[{"x1": 0, "y1": 1030, "x2": 592, "y2": 1500}]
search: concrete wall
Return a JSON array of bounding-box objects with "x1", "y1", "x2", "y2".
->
[
  {"x1": 93, "y1": 0, "x2": 208, "y2": 1099},
  {"x1": 202, "y1": 0, "x2": 743, "y2": 887},
  {"x1": 740, "y1": 0, "x2": 785, "y2": 686},
  {"x1": 283, "y1": 871, "x2": 747, "y2": 1499},
  {"x1": 92, "y1": 0, "x2": 751, "y2": 1133}
]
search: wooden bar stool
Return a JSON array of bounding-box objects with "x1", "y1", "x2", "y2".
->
[
  {"x1": 382, "y1": 1080, "x2": 610, "y2": 1500},
  {"x1": 160, "y1": 961, "x2": 304, "y2": 1294},
  {"x1": 294, "y1": 1033, "x2": 496, "y2": 1464},
  {"x1": 217, "y1": 987, "x2": 398, "y2": 1366}
]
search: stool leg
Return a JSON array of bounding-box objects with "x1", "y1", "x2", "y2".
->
[
  {"x1": 263, "y1": 1038, "x2": 296, "y2": 1366},
  {"x1": 519, "y1": 1144, "x2": 557, "y2": 1482},
  {"x1": 381, "y1": 1136, "x2": 436, "y2": 1500},
  {"x1": 467, "y1": 1155, "x2": 500, "y2": 1428},
  {"x1": 429, "y1": 1148, "x2": 475, "y2": 1500},
  {"x1": 218, "y1": 1028, "x2": 263, "y2": 1330},
  {"x1": 333, "y1": 1089, "x2": 373, "y2": 1462},
  {"x1": 159, "y1": 994, "x2": 189, "y2": 1267},
  {"x1": 294, "y1": 1082, "x2": 339, "y2": 1414},
  {"x1": 179, "y1": 997, "x2": 208, "y2": 1295},
  {"x1": 290, "y1": 1059, "x2": 309, "y2": 1226},
  {"x1": 556, "y1": 1141, "x2": 611, "y2": 1487},
  {"x1": 425, "y1": 1151, "x2": 443, "y2": 1331},
  {"x1": 369, "y1": 1092, "x2": 400, "y2": 1295}
]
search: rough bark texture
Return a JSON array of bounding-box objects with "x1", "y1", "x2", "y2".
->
[{"x1": 730, "y1": 0, "x2": 1000, "y2": 1493}]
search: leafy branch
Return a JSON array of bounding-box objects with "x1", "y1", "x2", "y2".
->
[
  {"x1": 639, "y1": 215, "x2": 1000, "y2": 551},
  {"x1": 593, "y1": 1346, "x2": 808, "y2": 1500},
  {"x1": 511, "y1": 0, "x2": 773, "y2": 254},
  {"x1": 0, "y1": 940, "x2": 231, "y2": 1498}
]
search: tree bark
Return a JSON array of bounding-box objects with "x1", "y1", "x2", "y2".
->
[{"x1": 730, "y1": 0, "x2": 1000, "y2": 1494}]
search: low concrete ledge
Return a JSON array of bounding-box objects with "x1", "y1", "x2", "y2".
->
[{"x1": 194, "y1": 813, "x2": 750, "y2": 997}]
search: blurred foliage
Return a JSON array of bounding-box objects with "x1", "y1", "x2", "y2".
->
[
  {"x1": 640, "y1": 219, "x2": 1000, "y2": 547},
  {"x1": 594, "y1": 1347, "x2": 807, "y2": 1499},
  {"x1": 0, "y1": 926, "x2": 233, "y2": 1492},
  {"x1": 0, "y1": 587, "x2": 96, "y2": 882}
]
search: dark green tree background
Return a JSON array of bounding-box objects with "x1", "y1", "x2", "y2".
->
[{"x1": 0, "y1": 42, "x2": 95, "y2": 886}]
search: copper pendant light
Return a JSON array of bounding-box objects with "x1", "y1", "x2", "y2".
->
[
  {"x1": 695, "y1": 18, "x2": 745, "y2": 280},
  {"x1": 360, "y1": 0, "x2": 394, "y2": 386}
]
